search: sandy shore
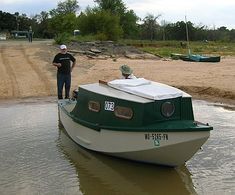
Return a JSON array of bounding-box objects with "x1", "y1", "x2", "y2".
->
[{"x1": 0, "y1": 40, "x2": 234, "y2": 106}]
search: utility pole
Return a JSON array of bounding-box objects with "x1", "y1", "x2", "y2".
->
[{"x1": 185, "y1": 15, "x2": 191, "y2": 55}]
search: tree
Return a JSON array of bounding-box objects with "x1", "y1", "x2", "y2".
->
[
  {"x1": 49, "y1": 0, "x2": 80, "y2": 36},
  {"x1": 0, "y1": 11, "x2": 16, "y2": 31},
  {"x1": 160, "y1": 20, "x2": 168, "y2": 41},
  {"x1": 141, "y1": 14, "x2": 161, "y2": 41},
  {"x1": 50, "y1": 0, "x2": 79, "y2": 16},
  {"x1": 229, "y1": 29, "x2": 235, "y2": 42},
  {"x1": 119, "y1": 9, "x2": 139, "y2": 39},
  {"x1": 33, "y1": 11, "x2": 54, "y2": 38},
  {"x1": 14, "y1": 12, "x2": 33, "y2": 31},
  {"x1": 163, "y1": 21, "x2": 195, "y2": 41},
  {"x1": 49, "y1": 13, "x2": 77, "y2": 36},
  {"x1": 77, "y1": 8, "x2": 123, "y2": 40},
  {"x1": 94, "y1": 0, "x2": 139, "y2": 39},
  {"x1": 94, "y1": 0, "x2": 125, "y2": 14},
  {"x1": 217, "y1": 26, "x2": 230, "y2": 41}
]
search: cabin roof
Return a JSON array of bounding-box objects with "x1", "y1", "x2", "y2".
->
[
  {"x1": 79, "y1": 83, "x2": 154, "y2": 103},
  {"x1": 79, "y1": 79, "x2": 191, "y2": 103},
  {"x1": 108, "y1": 78, "x2": 191, "y2": 100}
]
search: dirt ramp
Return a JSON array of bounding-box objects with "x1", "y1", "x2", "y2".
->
[{"x1": 0, "y1": 42, "x2": 56, "y2": 99}]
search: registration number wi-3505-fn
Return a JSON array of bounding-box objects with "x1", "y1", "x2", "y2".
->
[{"x1": 144, "y1": 133, "x2": 169, "y2": 141}]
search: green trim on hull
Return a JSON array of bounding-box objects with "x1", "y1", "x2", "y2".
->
[{"x1": 62, "y1": 105, "x2": 212, "y2": 132}]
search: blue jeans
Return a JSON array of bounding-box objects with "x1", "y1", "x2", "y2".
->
[{"x1": 57, "y1": 73, "x2": 71, "y2": 99}]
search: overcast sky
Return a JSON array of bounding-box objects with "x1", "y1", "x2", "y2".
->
[{"x1": 1, "y1": 0, "x2": 235, "y2": 29}]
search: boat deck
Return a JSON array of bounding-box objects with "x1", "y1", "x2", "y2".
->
[{"x1": 80, "y1": 79, "x2": 191, "y2": 103}]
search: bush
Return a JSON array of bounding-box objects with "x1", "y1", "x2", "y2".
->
[
  {"x1": 95, "y1": 33, "x2": 108, "y2": 41},
  {"x1": 54, "y1": 32, "x2": 71, "y2": 44}
]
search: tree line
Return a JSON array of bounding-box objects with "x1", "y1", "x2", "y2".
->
[{"x1": 1, "y1": 0, "x2": 235, "y2": 42}]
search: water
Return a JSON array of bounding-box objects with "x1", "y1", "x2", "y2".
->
[
  {"x1": 188, "y1": 101, "x2": 235, "y2": 195},
  {"x1": 0, "y1": 98, "x2": 234, "y2": 195}
]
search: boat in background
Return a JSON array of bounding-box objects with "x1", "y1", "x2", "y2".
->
[
  {"x1": 58, "y1": 78, "x2": 213, "y2": 167},
  {"x1": 180, "y1": 54, "x2": 221, "y2": 62},
  {"x1": 175, "y1": 16, "x2": 221, "y2": 63}
]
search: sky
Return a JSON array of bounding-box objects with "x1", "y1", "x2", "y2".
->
[{"x1": 1, "y1": 0, "x2": 235, "y2": 29}]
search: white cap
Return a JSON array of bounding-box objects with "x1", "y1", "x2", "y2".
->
[{"x1": 60, "y1": 44, "x2": 67, "y2": 50}]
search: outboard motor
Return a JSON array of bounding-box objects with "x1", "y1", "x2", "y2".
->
[{"x1": 72, "y1": 89, "x2": 79, "y2": 100}]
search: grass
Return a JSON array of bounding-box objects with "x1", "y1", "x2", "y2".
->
[{"x1": 121, "y1": 40, "x2": 235, "y2": 57}]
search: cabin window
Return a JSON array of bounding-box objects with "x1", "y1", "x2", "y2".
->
[
  {"x1": 161, "y1": 101, "x2": 175, "y2": 117},
  {"x1": 114, "y1": 106, "x2": 133, "y2": 119},
  {"x1": 88, "y1": 101, "x2": 100, "y2": 112}
]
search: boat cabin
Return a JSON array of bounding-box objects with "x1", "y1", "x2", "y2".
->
[{"x1": 70, "y1": 79, "x2": 200, "y2": 132}]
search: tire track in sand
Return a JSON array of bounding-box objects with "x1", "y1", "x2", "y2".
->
[
  {"x1": 0, "y1": 45, "x2": 20, "y2": 98},
  {"x1": 20, "y1": 44, "x2": 54, "y2": 96}
]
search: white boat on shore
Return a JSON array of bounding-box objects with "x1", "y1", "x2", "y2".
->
[{"x1": 58, "y1": 78, "x2": 213, "y2": 166}]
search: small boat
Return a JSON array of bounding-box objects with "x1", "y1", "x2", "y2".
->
[
  {"x1": 58, "y1": 78, "x2": 213, "y2": 167},
  {"x1": 180, "y1": 54, "x2": 221, "y2": 62},
  {"x1": 178, "y1": 16, "x2": 221, "y2": 63}
]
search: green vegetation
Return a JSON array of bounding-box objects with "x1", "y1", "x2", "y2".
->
[
  {"x1": 121, "y1": 40, "x2": 235, "y2": 57},
  {"x1": 77, "y1": 9, "x2": 123, "y2": 41}
]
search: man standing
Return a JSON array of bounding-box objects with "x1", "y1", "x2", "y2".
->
[
  {"x1": 28, "y1": 26, "x2": 33, "y2": 42},
  {"x1": 53, "y1": 44, "x2": 76, "y2": 99}
]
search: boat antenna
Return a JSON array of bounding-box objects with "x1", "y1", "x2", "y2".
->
[{"x1": 185, "y1": 15, "x2": 191, "y2": 55}]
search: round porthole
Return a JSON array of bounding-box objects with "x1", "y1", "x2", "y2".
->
[{"x1": 161, "y1": 102, "x2": 175, "y2": 117}]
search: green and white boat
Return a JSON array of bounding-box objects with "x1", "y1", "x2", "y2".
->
[
  {"x1": 180, "y1": 54, "x2": 221, "y2": 62},
  {"x1": 58, "y1": 78, "x2": 213, "y2": 167}
]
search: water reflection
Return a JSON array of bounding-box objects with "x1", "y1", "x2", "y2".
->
[{"x1": 57, "y1": 126, "x2": 196, "y2": 195}]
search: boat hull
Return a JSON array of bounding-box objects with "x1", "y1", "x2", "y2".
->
[
  {"x1": 180, "y1": 55, "x2": 221, "y2": 62},
  {"x1": 59, "y1": 100, "x2": 210, "y2": 167}
]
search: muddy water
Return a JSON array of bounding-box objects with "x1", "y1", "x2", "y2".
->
[{"x1": 0, "y1": 99, "x2": 234, "y2": 195}]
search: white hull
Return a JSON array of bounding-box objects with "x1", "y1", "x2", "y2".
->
[{"x1": 58, "y1": 100, "x2": 210, "y2": 166}]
